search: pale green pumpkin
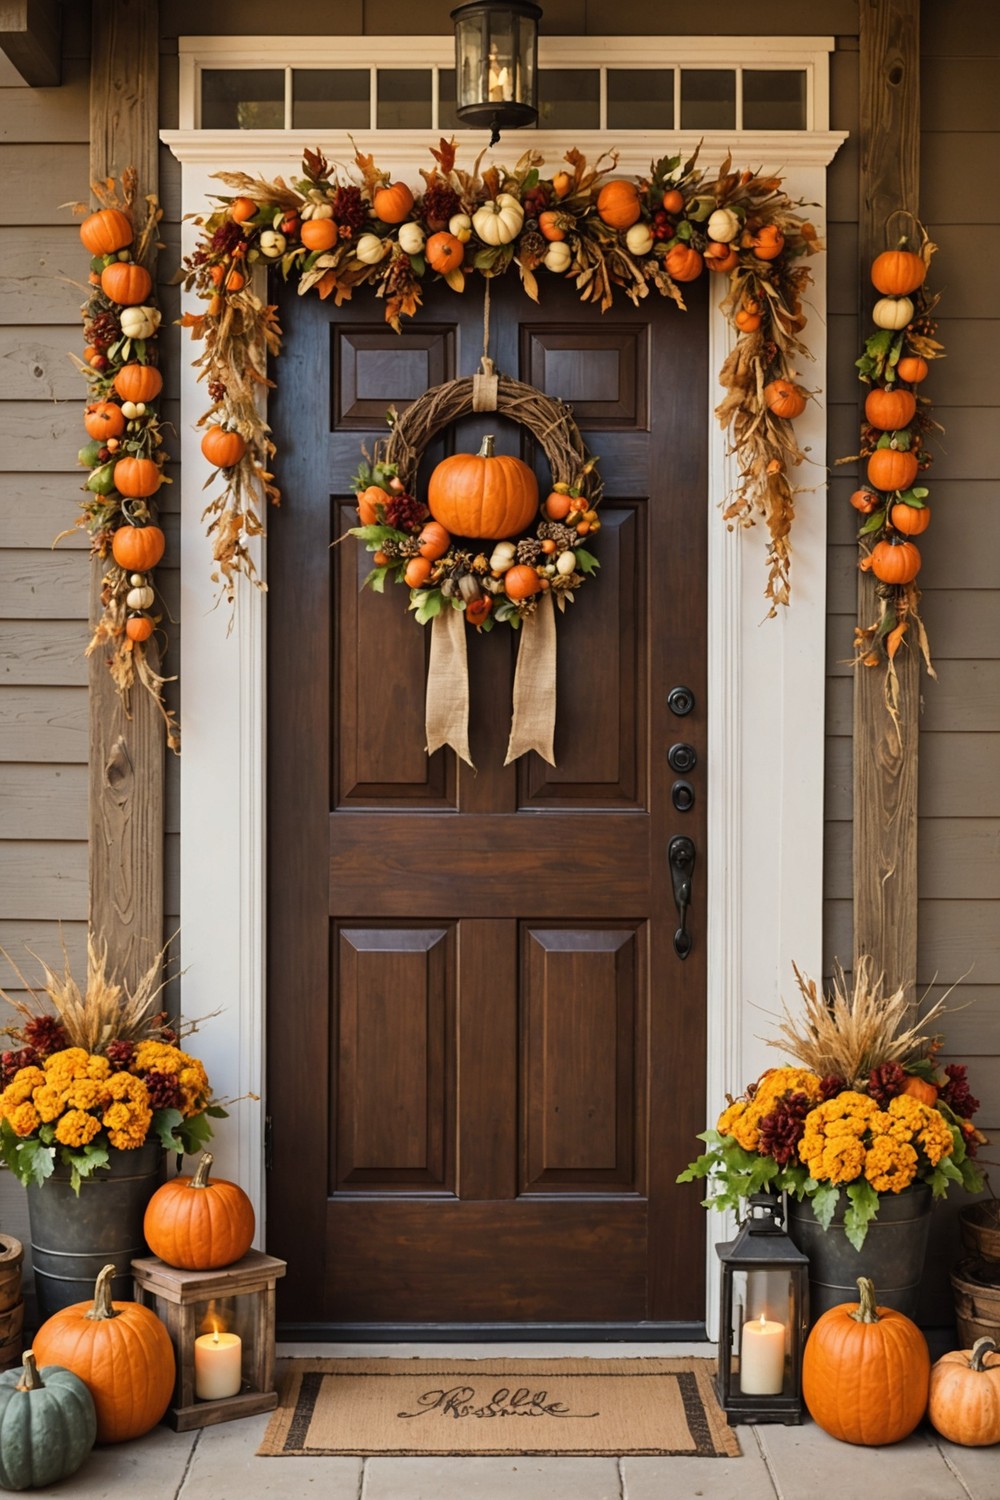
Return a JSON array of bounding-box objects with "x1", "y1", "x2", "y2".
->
[{"x1": 0, "y1": 1350, "x2": 96, "y2": 1491}]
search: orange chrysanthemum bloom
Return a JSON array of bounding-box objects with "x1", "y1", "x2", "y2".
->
[{"x1": 54, "y1": 1108, "x2": 102, "y2": 1148}]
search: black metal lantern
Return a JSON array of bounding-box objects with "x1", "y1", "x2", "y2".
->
[
  {"x1": 452, "y1": 0, "x2": 541, "y2": 145},
  {"x1": 716, "y1": 1193, "x2": 809, "y2": 1424}
]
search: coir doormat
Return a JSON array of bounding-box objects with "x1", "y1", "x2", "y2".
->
[{"x1": 258, "y1": 1358, "x2": 742, "y2": 1458}]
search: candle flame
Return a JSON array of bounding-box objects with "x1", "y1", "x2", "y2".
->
[
  {"x1": 759, "y1": 1312, "x2": 767, "y2": 1328},
  {"x1": 197, "y1": 1298, "x2": 231, "y2": 1338}
]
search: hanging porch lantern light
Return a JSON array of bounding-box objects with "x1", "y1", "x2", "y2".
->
[
  {"x1": 451, "y1": 0, "x2": 542, "y2": 146},
  {"x1": 715, "y1": 1192, "x2": 809, "y2": 1424}
]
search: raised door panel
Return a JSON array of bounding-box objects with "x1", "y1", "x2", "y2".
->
[{"x1": 333, "y1": 325, "x2": 454, "y2": 428}]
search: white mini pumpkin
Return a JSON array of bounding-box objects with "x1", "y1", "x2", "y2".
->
[
  {"x1": 543, "y1": 240, "x2": 572, "y2": 273},
  {"x1": 473, "y1": 194, "x2": 524, "y2": 246},
  {"x1": 706, "y1": 207, "x2": 741, "y2": 243},
  {"x1": 872, "y1": 295, "x2": 915, "y2": 330},
  {"x1": 356, "y1": 234, "x2": 389, "y2": 265},
  {"x1": 258, "y1": 230, "x2": 287, "y2": 259},
  {"x1": 397, "y1": 221, "x2": 426, "y2": 256},
  {"x1": 625, "y1": 222, "x2": 654, "y2": 256},
  {"x1": 449, "y1": 213, "x2": 473, "y2": 243},
  {"x1": 119, "y1": 305, "x2": 161, "y2": 340}
]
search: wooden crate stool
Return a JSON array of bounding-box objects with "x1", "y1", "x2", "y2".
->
[{"x1": 132, "y1": 1250, "x2": 286, "y2": 1431}]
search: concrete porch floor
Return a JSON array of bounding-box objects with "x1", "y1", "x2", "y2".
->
[{"x1": 16, "y1": 1344, "x2": 999, "y2": 1500}]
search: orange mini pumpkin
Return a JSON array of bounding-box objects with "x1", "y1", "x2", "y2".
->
[
  {"x1": 100, "y1": 262, "x2": 153, "y2": 306},
  {"x1": 764, "y1": 379, "x2": 808, "y2": 420},
  {"x1": 230, "y1": 196, "x2": 257, "y2": 223},
  {"x1": 596, "y1": 179, "x2": 641, "y2": 230},
  {"x1": 79, "y1": 207, "x2": 133, "y2": 256},
  {"x1": 867, "y1": 447, "x2": 920, "y2": 493},
  {"x1": 865, "y1": 388, "x2": 916, "y2": 432},
  {"x1": 113, "y1": 456, "x2": 161, "y2": 498},
  {"x1": 704, "y1": 240, "x2": 739, "y2": 273},
  {"x1": 32, "y1": 1264, "x2": 175, "y2": 1444},
  {"x1": 200, "y1": 426, "x2": 247, "y2": 469},
  {"x1": 428, "y1": 434, "x2": 538, "y2": 541},
  {"x1": 661, "y1": 188, "x2": 685, "y2": 214},
  {"x1": 111, "y1": 524, "x2": 166, "y2": 572},
  {"x1": 356, "y1": 485, "x2": 385, "y2": 525},
  {"x1": 750, "y1": 224, "x2": 785, "y2": 260},
  {"x1": 870, "y1": 537, "x2": 921, "y2": 585},
  {"x1": 890, "y1": 501, "x2": 931, "y2": 536},
  {"x1": 664, "y1": 243, "x2": 703, "y2": 282},
  {"x1": 900, "y1": 1072, "x2": 938, "y2": 1104},
  {"x1": 373, "y1": 181, "x2": 414, "y2": 225},
  {"x1": 113, "y1": 363, "x2": 163, "y2": 404},
  {"x1": 871, "y1": 248, "x2": 926, "y2": 297},
  {"x1": 417, "y1": 521, "x2": 451, "y2": 561},
  {"x1": 125, "y1": 614, "x2": 154, "y2": 642},
  {"x1": 300, "y1": 218, "x2": 338, "y2": 252},
  {"x1": 896, "y1": 355, "x2": 929, "y2": 385},
  {"x1": 850, "y1": 488, "x2": 881, "y2": 515},
  {"x1": 84, "y1": 402, "x2": 126, "y2": 441},
  {"x1": 143, "y1": 1152, "x2": 256, "y2": 1271},
  {"x1": 734, "y1": 307, "x2": 762, "y2": 333},
  {"x1": 404, "y1": 555, "x2": 432, "y2": 588},
  {"x1": 426, "y1": 232, "x2": 465, "y2": 275},
  {"x1": 928, "y1": 1337, "x2": 1000, "y2": 1447},
  {"x1": 503, "y1": 564, "x2": 542, "y2": 601}
]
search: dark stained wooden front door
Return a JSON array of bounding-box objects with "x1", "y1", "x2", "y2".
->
[{"x1": 267, "y1": 271, "x2": 708, "y2": 1334}]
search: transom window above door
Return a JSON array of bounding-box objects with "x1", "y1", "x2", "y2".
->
[{"x1": 179, "y1": 37, "x2": 833, "y2": 135}]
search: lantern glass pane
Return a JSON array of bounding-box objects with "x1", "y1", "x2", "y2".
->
[
  {"x1": 377, "y1": 70, "x2": 432, "y2": 130},
  {"x1": 455, "y1": 14, "x2": 489, "y2": 110},
  {"x1": 516, "y1": 13, "x2": 537, "y2": 106},
  {"x1": 537, "y1": 69, "x2": 600, "y2": 131},
  {"x1": 608, "y1": 68, "x2": 674, "y2": 130},
  {"x1": 201, "y1": 69, "x2": 284, "y2": 129},
  {"x1": 743, "y1": 69, "x2": 807, "y2": 130},
  {"x1": 486, "y1": 16, "x2": 517, "y2": 103},
  {"x1": 292, "y1": 70, "x2": 370, "y2": 130},
  {"x1": 680, "y1": 68, "x2": 736, "y2": 130}
]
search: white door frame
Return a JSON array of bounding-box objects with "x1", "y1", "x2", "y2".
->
[{"x1": 163, "y1": 109, "x2": 845, "y2": 1332}]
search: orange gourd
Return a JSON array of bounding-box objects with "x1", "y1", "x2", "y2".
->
[
  {"x1": 503, "y1": 564, "x2": 542, "y2": 600},
  {"x1": 79, "y1": 208, "x2": 133, "y2": 256},
  {"x1": 704, "y1": 240, "x2": 739, "y2": 273},
  {"x1": 125, "y1": 614, "x2": 154, "y2": 642},
  {"x1": 751, "y1": 224, "x2": 785, "y2": 260},
  {"x1": 802, "y1": 1276, "x2": 930, "y2": 1446},
  {"x1": 850, "y1": 488, "x2": 881, "y2": 515},
  {"x1": 111, "y1": 524, "x2": 165, "y2": 572},
  {"x1": 32, "y1": 1264, "x2": 175, "y2": 1443},
  {"x1": 230, "y1": 196, "x2": 257, "y2": 222},
  {"x1": 928, "y1": 1338, "x2": 1000, "y2": 1447},
  {"x1": 84, "y1": 402, "x2": 126, "y2": 441},
  {"x1": 890, "y1": 501, "x2": 931, "y2": 536},
  {"x1": 543, "y1": 491, "x2": 572, "y2": 521},
  {"x1": 865, "y1": 388, "x2": 916, "y2": 431},
  {"x1": 428, "y1": 434, "x2": 538, "y2": 541},
  {"x1": 871, "y1": 249, "x2": 926, "y2": 296},
  {"x1": 417, "y1": 521, "x2": 451, "y2": 561},
  {"x1": 664, "y1": 243, "x2": 703, "y2": 282},
  {"x1": 426, "y1": 232, "x2": 465, "y2": 274},
  {"x1": 113, "y1": 456, "x2": 161, "y2": 498},
  {"x1": 143, "y1": 1152, "x2": 256, "y2": 1270},
  {"x1": 870, "y1": 537, "x2": 921, "y2": 585},
  {"x1": 538, "y1": 211, "x2": 566, "y2": 242},
  {"x1": 373, "y1": 181, "x2": 414, "y2": 225},
  {"x1": 465, "y1": 596, "x2": 493, "y2": 626},
  {"x1": 404, "y1": 556, "x2": 432, "y2": 588},
  {"x1": 200, "y1": 426, "x2": 247, "y2": 469},
  {"x1": 661, "y1": 188, "x2": 685, "y2": 214},
  {"x1": 867, "y1": 447, "x2": 919, "y2": 493},
  {"x1": 900, "y1": 1073, "x2": 938, "y2": 1104},
  {"x1": 113, "y1": 364, "x2": 163, "y2": 403},
  {"x1": 100, "y1": 262, "x2": 153, "y2": 306},
  {"x1": 734, "y1": 308, "x2": 762, "y2": 332},
  {"x1": 300, "y1": 218, "x2": 338, "y2": 252},
  {"x1": 764, "y1": 379, "x2": 808, "y2": 420},
  {"x1": 356, "y1": 486, "x2": 385, "y2": 525},
  {"x1": 596, "y1": 179, "x2": 641, "y2": 230},
  {"x1": 896, "y1": 356, "x2": 929, "y2": 385}
]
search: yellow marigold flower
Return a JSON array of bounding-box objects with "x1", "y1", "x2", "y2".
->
[
  {"x1": 85, "y1": 1055, "x2": 111, "y2": 1082},
  {"x1": 106, "y1": 1070, "x2": 149, "y2": 1106},
  {"x1": 54, "y1": 1109, "x2": 101, "y2": 1148},
  {"x1": 717, "y1": 1101, "x2": 747, "y2": 1137},
  {"x1": 177, "y1": 1064, "x2": 209, "y2": 1115},
  {"x1": 755, "y1": 1068, "x2": 823, "y2": 1110},
  {"x1": 870, "y1": 1109, "x2": 913, "y2": 1143},
  {"x1": 66, "y1": 1078, "x2": 110, "y2": 1112},
  {"x1": 33, "y1": 1084, "x2": 66, "y2": 1123},
  {"x1": 43, "y1": 1049, "x2": 90, "y2": 1087},
  {"x1": 865, "y1": 1136, "x2": 918, "y2": 1192},
  {"x1": 6, "y1": 1101, "x2": 41, "y2": 1137},
  {"x1": 0, "y1": 1068, "x2": 46, "y2": 1107},
  {"x1": 816, "y1": 1135, "x2": 866, "y2": 1185},
  {"x1": 917, "y1": 1113, "x2": 954, "y2": 1167},
  {"x1": 102, "y1": 1099, "x2": 152, "y2": 1150}
]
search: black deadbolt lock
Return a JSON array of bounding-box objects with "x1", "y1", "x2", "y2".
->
[
  {"x1": 667, "y1": 685, "x2": 695, "y2": 717},
  {"x1": 668, "y1": 743, "x2": 697, "y2": 775}
]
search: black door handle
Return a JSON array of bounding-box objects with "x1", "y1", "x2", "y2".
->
[{"x1": 669, "y1": 835, "x2": 696, "y2": 959}]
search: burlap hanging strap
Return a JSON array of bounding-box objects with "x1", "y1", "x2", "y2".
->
[
  {"x1": 505, "y1": 590, "x2": 557, "y2": 767},
  {"x1": 425, "y1": 606, "x2": 474, "y2": 768}
]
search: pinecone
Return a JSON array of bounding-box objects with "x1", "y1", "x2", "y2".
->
[
  {"x1": 399, "y1": 536, "x2": 421, "y2": 558},
  {"x1": 23, "y1": 1014, "x2": 69, "y2": 1058},
  {"x1": 420, "y1": 181, "x2": 461, "y2": 231},
  {"x1": 538, "y1": 520, "x2": 576, "y2": 551},
  {"x1": 377, "y1": 537, "x2": 403, "y2": 561},
  {"x1": 141, "y1": 1068, "x2": 182, "y2": 1111},
  {"x1": 516, "y1": 538, "x2": 541, "y2": 565},
  {"x1": 85, "y1": 308, "x2": 121, "y2": 352},
  {"x1": 1, "y1": 1047, "x2": 39, "y2": 1087},
  {"x1": 332, "y1": 185, "x2": 367, "y2": 235},
  {"x1": 517, "y1": 225, "x2": 546, "y2": 271},
  {"x1": 757, "y1": 1094, "x2": 810, "y2": 1166},
  {"x1": 105, "y1": 1039, "x2": 136, "y2": 1072},
  {"x1": 868, "y1": 1061, "x2": 905, "y2": 1109},
  {"x1": 384, "y1": 492, "x2": 428, "y2": 534},
  {"x1": 207, "y1": 379, "x2": 227, "y2": 404}
]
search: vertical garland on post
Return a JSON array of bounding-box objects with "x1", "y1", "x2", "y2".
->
[{"x1": 69, "y1": 175, "x2": 179, "y2": 749}]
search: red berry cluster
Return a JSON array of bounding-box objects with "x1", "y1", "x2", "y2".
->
[{"x1": 651, "y1": 209, "x2": 675, "y2": 242}]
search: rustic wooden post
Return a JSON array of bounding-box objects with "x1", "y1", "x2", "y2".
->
[
  {"x1": 88, "y1": 0, "x2": 164, "y2": 989},
  {"x1": 853, "y1": 0, "x2": 921, "y2": 994}
]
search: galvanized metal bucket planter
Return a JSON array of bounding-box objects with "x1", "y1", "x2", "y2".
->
[
  {"x1": 786, "y1": 1182, "x2": 933, "y2": 1322},
  {"x1": 26, "y1": 1141, "x2": 165, "y2": 1320}
]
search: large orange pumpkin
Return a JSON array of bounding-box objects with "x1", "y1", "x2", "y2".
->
[
  {"x1": 871, "y1": 248, "x2": 926, "y2": 296},
  {"x1": 802, "y1": 1276, "x2": 930, "y2": 1446},
  {"x1": 111, "y1": 523, "x2": 166, "y2": 572},
  {"x1": 928, "y1": 1337, "x2": 1000, "y2": 1447},
  {"x1": 32, "y1": 1264, "x2": 175, "y2": 1443},
  {"x1": 865, "y1": 388, "x2": 916, "y2": 431},
  {"x1": 84, "y1": 402, "x2": 126, "y2": 441},
  {"x1": 113, "y1": 363, "x2": 163, "y2": 404},
  {"x1": 867, "y1": 447, "x2": 919, "y2": 493},
  {"x1": 428, "y1": 434, "x2": 538, "y2": 540},
  {"x1": 113, "y1": 456, "x2": 161, "y2": 498},
  {"x1": 79, "y1": 208, "x2": 133, "y2": 256},
  {"x1": 870, "y1": 537, "x2": 921, "y2": 585},
  {"x1": 100, "y1": 262, "x2": 153, "y2": 306},
  {"x1": 596, "y1": 179, "x2": 641, "y2": 230},
  {"x1": 143, "y1": 1152, "x2": 256, "y2": 1270}
]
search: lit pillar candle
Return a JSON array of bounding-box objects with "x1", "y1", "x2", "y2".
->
[
  {"x1": 194, "y1": 1328, "x2": 242, "y2": 1400},
  {"x1": 740, "y1": 1313, "x2": 785, "y2": 1395}
]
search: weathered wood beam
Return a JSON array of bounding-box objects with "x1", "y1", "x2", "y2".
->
[
  {"x1": 0, "y1": 0, "x2": 60, "y2": 87},
  {"x1": 854, "y1": 0, "x2": 921, "y2": 994},
  {"x1": 89, "y1": 0, "x2": 164, "y2": 991}
]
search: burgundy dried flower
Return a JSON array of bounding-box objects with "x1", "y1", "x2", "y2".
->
[
  {"x1": 384, "y1": 492, "x2": 428, "y2": 534},
  {"x1": 210, "y1": 220, "x2": 246, "y2": 256},
  {"x1": 23, "y1": 1015, "x2": 69, "y2": 1059},
  {"x1": 757, "y1": 1092, "x2": 812, "y2": 1166},
  {"x1": 868, "y1": 1061, "x2": 906, "y2": 1109},
  {"x1": 420, "y1": 181, "x2": 461, "y2": 231},
  {"x1": 331, "y1": 185, "x2": 367, "y2": 236},
  {"x1": 940, "y1": 1063, "x2": 980, "y2": 1119},
  {"x1": 141, "y1": 1069, "x2": 182, "y2": 1111},
  {"x1": 818, "y1": 1074, "x2": 845, "y2": 1101},
  {"x1": 1, "y1": 1047, "x2": 39, "y2": 1087},
  {"x1": 105, "y1": 1039, "x2": 136, "y2": 1072}
]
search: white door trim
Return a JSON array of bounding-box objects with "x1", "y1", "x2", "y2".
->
[{"x1": 163, "y1": 126, "x2": 844, "y2": 1333}]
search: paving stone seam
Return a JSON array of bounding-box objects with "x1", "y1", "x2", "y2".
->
[
  {"x1": 750, "y1": 1425, "x2": 783, "y2": 1500},
  {"x1": 174, "y1": 1426, "x2": 203, "y2": 1500},
  {"x1": 936, "y1": 1439, "x2": 978, "y2": 1500}
]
